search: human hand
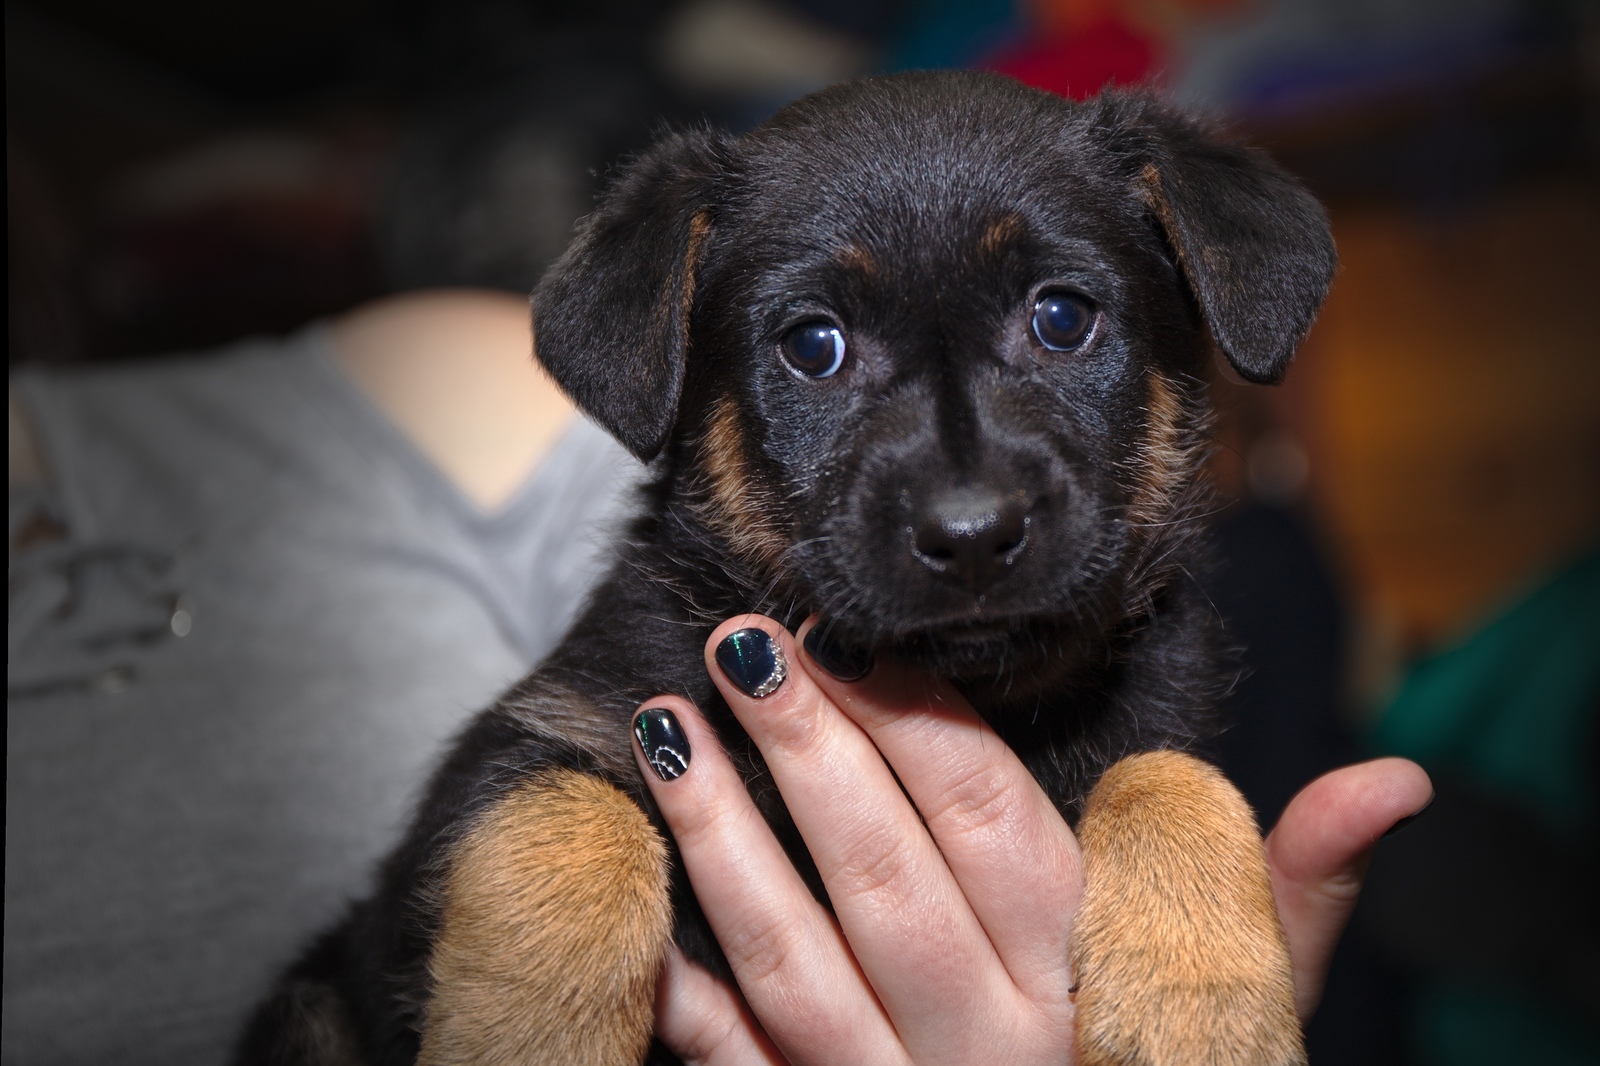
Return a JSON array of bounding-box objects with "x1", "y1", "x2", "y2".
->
[{"x1": 632, "y1": 615, "x2": 1432, "y2": 1065}]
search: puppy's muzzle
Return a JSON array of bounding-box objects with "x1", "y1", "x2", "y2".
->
[{"x1": 910, "y1": 485, "x2": 1031, "y2": 593}]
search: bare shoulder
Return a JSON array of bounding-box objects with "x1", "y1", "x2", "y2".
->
[{"x1": 330, "y1": 289, "x2": 577, "y2": 511}]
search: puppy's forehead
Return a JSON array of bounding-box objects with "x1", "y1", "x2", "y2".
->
[{"x1": 732, "y1": 75, "x2": 1124, "y2": 268}]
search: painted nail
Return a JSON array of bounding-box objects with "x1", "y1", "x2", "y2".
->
[
  {"x1": 803, "y1": 626, "x2": 874, "y2": 681},
  {"x1": 1381, "y1": 794, "x2": 1435, "y2": 839},
  {"x1": 715, "y1": 628, "x2": 788, "y2": 698},
  {"x1": 634, "y1": 708, "x2": 692, "y2": 781}
]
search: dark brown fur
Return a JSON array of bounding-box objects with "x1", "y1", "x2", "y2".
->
[{"x1": 239, "y1": 72, "x2": 1334, "y2": 1066}]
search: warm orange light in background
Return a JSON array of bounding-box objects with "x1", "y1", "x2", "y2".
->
[{"x1": 1278, "y1": 178, "x2": 1600, "y2": 653}]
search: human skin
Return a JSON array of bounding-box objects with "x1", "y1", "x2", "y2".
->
[
  {"x1": 638, "y1": 615, "x2": 1434, "y2": 1066},
  {"x1": 9, "y1": 290, "x2": 573, "y2": 510}
]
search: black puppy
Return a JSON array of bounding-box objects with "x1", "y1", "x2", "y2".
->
[{"x1": 241, "y1": 71, "x2": 1334, "y2": 1065}]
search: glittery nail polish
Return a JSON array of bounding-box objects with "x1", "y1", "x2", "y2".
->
[
  {"x1": 802, "y1": 626, "x2": 874, "y2": 681},
  {"x1": 715, "y1": 627, "x2": 787, "y2": 698},
  {"x1": 634, "y1": 708, "x2": 692, "y2": 781}
]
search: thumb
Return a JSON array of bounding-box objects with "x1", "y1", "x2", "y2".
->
[{"x1": 1265, "y1": 757, "x2": 1433, "y2": 1021}]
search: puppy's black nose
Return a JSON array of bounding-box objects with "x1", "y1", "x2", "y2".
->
[{"x1": 911, "y1": 486, "x2": 1029, "y2": 591}]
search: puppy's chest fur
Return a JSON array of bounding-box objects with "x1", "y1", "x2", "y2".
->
[
  {"x1": 514, "y1": 447, "x2": 1227, "y2": 973},
  {"x1": 240, "y1": 71, "x2": 1333, "y2": 1066}
]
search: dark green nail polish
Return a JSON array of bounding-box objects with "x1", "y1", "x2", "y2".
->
[
  {"x1": 803, "y1": 626, "x2": 873, "y2": 681},
  {"x1": 715, "y1": 628, "x2": 787, "y2": 698},
  {"x1": 634, "y1": 708, "x2": 691, "y2": 781}
]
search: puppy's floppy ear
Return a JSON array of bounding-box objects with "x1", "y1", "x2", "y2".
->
[
  {"x1": 1114, "y1": 99, "x2": 1336, "y2": 384},
  {"x1": 533, "y1": 128, "x2": 731, "y2": 461}
]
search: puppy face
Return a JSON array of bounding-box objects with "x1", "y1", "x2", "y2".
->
[
  {"x1": 535, "y1": 73, "x2": 1334, "y2": 687},
  {"x1": 687, "y1": 87, "x2": 1205, "y2": 677}
]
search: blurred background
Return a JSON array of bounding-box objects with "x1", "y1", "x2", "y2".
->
[{"x1": 8, "y1": 0, "x2": 1598, "y2": 1061}]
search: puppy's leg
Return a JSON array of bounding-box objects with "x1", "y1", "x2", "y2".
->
[
  {"x1": 419, "y1": 769, "x2": 671, "y2": 1066},
  {"x1": 1072, "y1": 751, "x2": 1305, "y2": 1066}
]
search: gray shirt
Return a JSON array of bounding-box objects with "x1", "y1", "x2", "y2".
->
[{"x1": 6, "y1": 327, "x2": 638, "y2": 1065}]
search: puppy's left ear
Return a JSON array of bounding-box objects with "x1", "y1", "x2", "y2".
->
[
  {"x1": 1120, "y1": 100, "x2": 1336, "y2": 384},
  {"x1": 533, "y1": 128, "x2": 732, "y2": 461}
]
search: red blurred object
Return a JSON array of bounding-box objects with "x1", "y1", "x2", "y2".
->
[{"x1": 984, "y1": 16, "x2": 1163, "y2": 100}]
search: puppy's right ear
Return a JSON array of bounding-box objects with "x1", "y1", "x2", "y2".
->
[{"x1": 533, "y1": 129, "x2": 731, "y2": 462}]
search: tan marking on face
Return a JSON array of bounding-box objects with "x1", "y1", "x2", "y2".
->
[
  {"x1": 978, "y1": 213, "x2": 1026, "y2": 261},
  {"x1": 1128, "y1": 371, "x2": 1198, "y2": 531},
  {"x1": 419, "y1": 769, "x2": 670, "y2": 1066},
  {"x1": 1138, "y1": 163, "x2": 1168, "y2": 217},
  {"x1": 698, "y1": 394, "x2": 790, "y2": 573},
  {"x1": 836, "y1": 243, "x2": 878, "y2": 278},
  {"x1": 1072, "y1": 750, "x2": 1305, "y2": 1065}
]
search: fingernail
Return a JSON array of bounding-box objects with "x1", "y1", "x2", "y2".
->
[
  {"x1": 715, "y1": 628, "x2": 787, "y2": 698},
  {"x1": 634, "y1": 708, "x2": 692, "y2": 781},
  {"x1": 802, "y1": 626, "x2": 873, "y2": 681},
  {"x1": 1381, "y1": 794, "x2": 1435, "y2": 839}
]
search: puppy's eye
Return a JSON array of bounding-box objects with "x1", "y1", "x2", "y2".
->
[
  {"x1": 781, "y1": 322, "x2": 847, "y2": 378},
  {"x1": 1031, "y1": 292, "x2": 1095, "y2": 351}
]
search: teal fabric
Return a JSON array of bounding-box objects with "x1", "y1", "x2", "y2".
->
[
  {"x1": 1373, "y1": 550, "x2": 1600, "y2": 839},
  {"x1": 1413, "y1": 980, "x2": 1600, "y2": 1066},
  {"x1": 882, "y1": 0, "x2": 1017, "y2": 72},
  {"x1": 1372, "y1": 548, "x2": 1600, "y2": 1066}
]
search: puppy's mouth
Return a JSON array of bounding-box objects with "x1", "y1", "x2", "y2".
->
[
  {"x1": 911, "y1": 617, "x2": 1025, "y2": 643},
  {"x1": 900, "y1": 619, "x2": 1078, "y2": 690},
  {"x1": 862, "y1": 611, "x2": 1079, "y2": 679}
]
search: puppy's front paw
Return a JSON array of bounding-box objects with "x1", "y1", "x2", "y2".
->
[
  {"x1": 420, "y1": 769, "x2": 672, "y2": 1066},
  {"x1": 1071, "y1": 751, "x2": 1305, "y2": 1066},
  {"x1": 1073, "y1": 976, "x2": 1305, "y2": 1066}
]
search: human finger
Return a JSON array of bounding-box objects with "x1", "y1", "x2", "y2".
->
[
  {"x1": 1266, "y1": 757, "x2": 1433, "y2": 1020},
  {"x1": 796, "y1": 618, "x2": 1082, "y2": 1009},
  {"x1": 704, "y1": 617, "x2": 1047, "y2": 1063},
  {"x1": 653, "y1": 948, "x2": 788, "y2": 1066},
  {"x1": 629, "y1": 694, "x2": 902, "y2": 1064}
]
